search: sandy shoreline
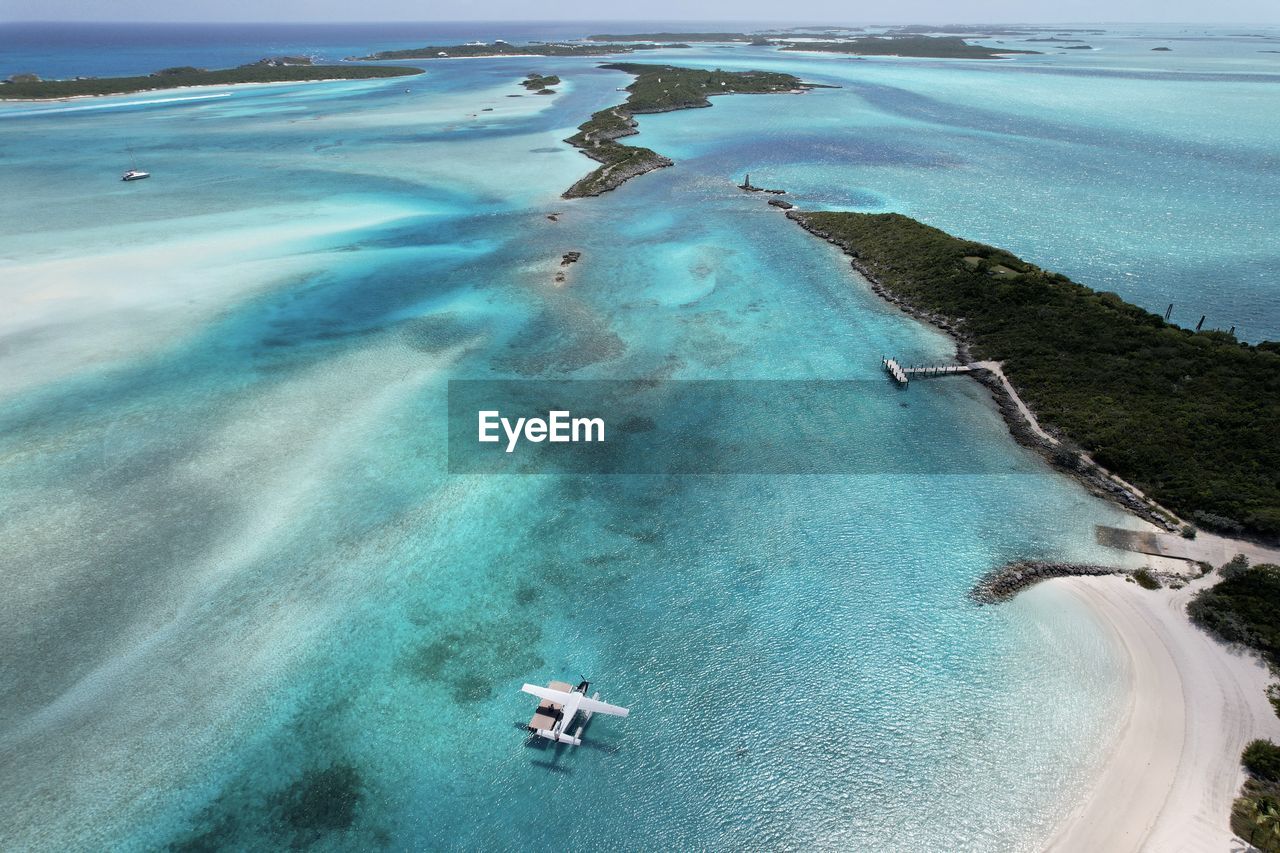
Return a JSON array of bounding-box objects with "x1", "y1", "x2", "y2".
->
[
  {"x1": 0, "y1": 75, "x2": 417, "y2": 104},
  {"x1": 780, "y1": 209, "x2": 1280, "y2": 848},
  {"x1": 1044, "y1": 571, "x2": 1280, "y2": 851}
]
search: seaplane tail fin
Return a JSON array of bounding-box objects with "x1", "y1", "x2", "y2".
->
[{"x1": 579, "y1": 697, "x2": 629, "y2": 717}]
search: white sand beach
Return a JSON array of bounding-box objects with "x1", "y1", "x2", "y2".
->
[{"x1": 1045, "y1": 565, "x2": 1280, "y2": 852}]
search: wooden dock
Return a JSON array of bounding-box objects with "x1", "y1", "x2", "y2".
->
[{"x1": 882, "y1": 357, "x2": 973, "y2": 386}]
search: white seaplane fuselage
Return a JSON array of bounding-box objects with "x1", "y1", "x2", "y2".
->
[{"x1": 522, "y1": 680, "x2": 628, "y2": 746}]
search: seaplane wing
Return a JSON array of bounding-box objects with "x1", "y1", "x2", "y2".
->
[
  {"x1": 519, "y1": 684, "x2": 629, "y2": 717},
  {"x1": 578, "y1": 696, "x2": 629, "y2": 717},
  {"x1": 521, "y1": 684, "x2": 575, "y2": 704}
]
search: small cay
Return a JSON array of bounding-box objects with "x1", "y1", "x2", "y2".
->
[{"x1": 521, "y1": 73, "x2": 560, "y2": 94}]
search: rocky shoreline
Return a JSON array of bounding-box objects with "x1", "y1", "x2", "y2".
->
[
  {"x1": 969, "y1": 368, "x2": 1176, "y2": 531},
  {"x1": 971, "y1": 560, "x2": 1125, "y2": 603},
  {"x1": 784, "y1": 209, "x2": 1179, "y2": 534},
  {"x1": 784, "y1": 210, "x2": 974, "y2": 350},
  {"x1": 562, "y1": 107, "x2": 674, "y2": 198}
]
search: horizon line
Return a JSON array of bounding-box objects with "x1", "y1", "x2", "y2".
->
[{"x1": 4, "y1": 19, "x2": 1279, "y2": 26}]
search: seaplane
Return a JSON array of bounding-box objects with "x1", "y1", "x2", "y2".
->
[{"x1": 521, "y1": 680, "x2": 628, "y2": 746}]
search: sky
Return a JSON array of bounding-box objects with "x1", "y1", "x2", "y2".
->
[{"x1": 3, "y1": 0, "x2": 1278, "y2": 24}]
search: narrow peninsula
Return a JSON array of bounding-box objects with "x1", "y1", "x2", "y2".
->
[
  {"x1": 786, "y1": 211, "x2": 1280, "y2": 538},
  {"x1": 563, "y1": 64, "x2": 818, "y2": 198},
  {"x1": 0, "y1": 60, "x2": 422, "y2": 100}
]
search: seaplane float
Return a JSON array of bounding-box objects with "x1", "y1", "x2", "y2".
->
[{"x1": 521, "y1": 680, "x2": 628, "y2": 746}]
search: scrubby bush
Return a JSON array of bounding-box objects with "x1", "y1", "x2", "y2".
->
[
  {"x1": 1245, "y1": 740, "x2": 1280, "y2": 782},
  {"x1": 1232, "y1": 785, "x2": 1280, "y2": 852},
  {"x1": 1133, "y1": 568, "x2": 1161, "y2": 590},
  {"x1": 1222, "y1": 554, "x2": 1251, "y2": 579},
  {"x1": 1188, "y1": 564, "x2": 1280, "y2": 667}
]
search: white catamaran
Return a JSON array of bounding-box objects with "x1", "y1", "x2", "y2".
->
[{"x1": 122, "y1": 146, "x2": 150, "y2": 181}]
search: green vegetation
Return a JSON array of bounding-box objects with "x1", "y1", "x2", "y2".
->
[
  {"x1": 1195, "y1": 567, "x2": 1280, "y2": 843},
  {"x1": 1222, "y1": 553, "x2": 1252, "y2": 579},
  {"x1": 1189, "y1": 563, "x2": 1280, "y2": 664},
  {"x1": 887, "y1": 25, "x2": 1055, "y2": 35},
  {"x1": 563, "y1": 64, "x2": 812, "y2": 198},
  {"x1": 1246, "y1": 740, "x2": 1280, "y2": 782},
  {"x1": 781, "y1": 35, "x2": 1039, "y2": 59},
  {"x1": 245, "y1": 55, "x2": 314, "y2": 66},
  {"x1": 357, "y1": 41, "x2": 685, "y2": 61},
  {"x1": 1233, "y1": 740, "x2": 1280, "y2": 850},
  {"x1": 0, "y1": 61, "x2": 421, "y2": 99},
  {"x1": 1133, "y1": 568, "x2": 1162, "y2": 589},
  {"x1": 586, "y1": 30, "x2": 869, "y2": 42},
  {"x1": 604, "y1": 63, "x2": 807, "y2": 109},
  {"x1": 521, "y1": 74, "x2": 560, "y2": 91},
  {"x1": 586, "y1": 32, "x2": 754, "y2": 42},
  {"x1": 791, "y1": 212, "x2": 1280, "y2": 537}
]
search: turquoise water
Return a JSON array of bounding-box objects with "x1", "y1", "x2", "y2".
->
[{"x1": 0, "y1": 25, "x2": 1276, "y2": 851}]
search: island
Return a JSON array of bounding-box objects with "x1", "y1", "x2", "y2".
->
[
  {"x1": 884, "y1": 25, "x2": 1104, "y2": 36},
  {"x1": 774, "y1": 210, "x2": 1280, "y2": 846},
  {"x1": 521, "y1": 73, "x2": 560, "y2": 93},
  {"x1": 585, "y1": 30, "x2": 892, "y2": 44},
  {"x1": 0, "y1": 60, "x2": 423, "y2": 99},
  {"x1": 562, "y1": 64, "x2": 818, "y2": 198},
  {"x1": 785, "y1": 210, "x2": 1280, "y2": 538},
  {"x1": 585, "y1": 32, "x2": 756, "y2": 42},
  {"x1": 354, "y1": 41, "x2": 687, "y2": 61},
  {"x1": 782, "y1": 35, "x2": 1040, "y2": 59}
]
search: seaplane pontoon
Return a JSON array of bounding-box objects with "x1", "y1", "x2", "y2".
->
[{"x1": 521, "y1": 680, "x2": 628, "y2": 746}]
